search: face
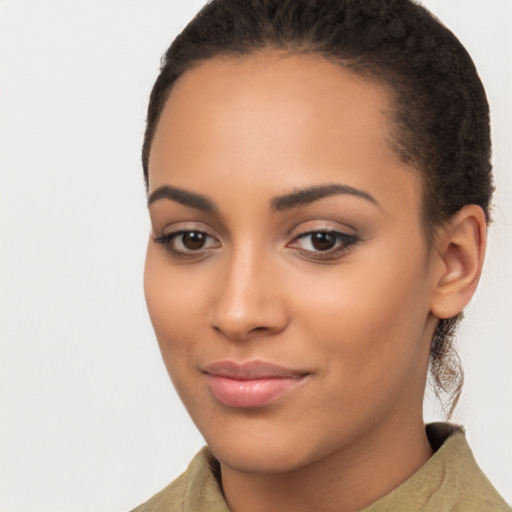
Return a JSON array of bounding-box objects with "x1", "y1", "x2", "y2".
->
[{"x1": 144, "y1": 53, "x2": 438, "y2": 474}]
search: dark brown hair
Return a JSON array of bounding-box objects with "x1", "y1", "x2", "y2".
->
[{"x1": 142, "y1": 0, "x2": 493, "y2": 416}]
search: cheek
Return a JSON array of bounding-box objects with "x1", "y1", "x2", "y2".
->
[
  {"x1": 143, "y1": 245, "x2": 207, "y2": 374},
  {"x1": 294, "y1": 242, "x2": 432, "y2": 399}
]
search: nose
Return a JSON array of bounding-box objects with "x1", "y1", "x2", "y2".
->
[{"x1": 209, "y1": 248, "x2": 289, "y2": 342}]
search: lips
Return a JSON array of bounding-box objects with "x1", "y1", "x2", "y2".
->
[{"x1": 202, "y1": 360, "x2": 309, "y2": 408}]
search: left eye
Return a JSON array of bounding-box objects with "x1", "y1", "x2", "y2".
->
[{"x1": 289, "y1": 231, "x2": 357, "y2": 253}]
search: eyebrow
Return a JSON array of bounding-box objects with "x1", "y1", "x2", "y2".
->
[
  {"x1": 147, "y1": 182, "x2": 378, "y2": 212},
  {"x1": 147, "y1": 185, "x2": 216, "y2": 212},
  {"x1": 271, "y1": 184, "x2": 378, "y2": 211}
]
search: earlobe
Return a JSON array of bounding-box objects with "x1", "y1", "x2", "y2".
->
[{"x1": 430, "y1": 205, "x2": 487, "y2": 320}]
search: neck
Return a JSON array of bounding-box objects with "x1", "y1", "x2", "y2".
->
[{"x1": 220, "y1": 415, "x2": 433, "y2": 512}]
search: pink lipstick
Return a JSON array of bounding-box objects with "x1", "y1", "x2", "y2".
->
[{"x1": 202, "y1": 360, "x2": 309, "y2": 408}]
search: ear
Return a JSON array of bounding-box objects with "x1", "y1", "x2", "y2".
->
[{"x1": 430, "y1": 205, "x2": 487, "y2": 320}]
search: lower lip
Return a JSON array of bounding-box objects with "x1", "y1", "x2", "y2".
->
[{"x1": 205, "y1": 375, "x2": 306, "y2": 408}]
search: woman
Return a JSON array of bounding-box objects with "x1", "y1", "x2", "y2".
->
[{"x1": 134, "y1": 0, "x2": 510, "y2": 510}]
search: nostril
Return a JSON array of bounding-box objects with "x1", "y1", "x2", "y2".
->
[{"x1": 209, "y1": 281, "x2": 289, "y2": 341}]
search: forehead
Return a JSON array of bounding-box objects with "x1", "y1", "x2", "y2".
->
[
  {"x1": 150, "y1": 53, "x2": 395, "y2": 169},
  {"x1": 148, "y1": 52, "x2": 421, "y2": 218}
]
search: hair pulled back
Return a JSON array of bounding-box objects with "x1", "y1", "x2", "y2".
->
[{"x1": 142, "y1": 0, "x2": 493, "y2": 416}]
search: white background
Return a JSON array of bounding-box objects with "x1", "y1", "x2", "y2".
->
[{"x1": 0, "y1": 1, "x2": 510, "y2": 510}]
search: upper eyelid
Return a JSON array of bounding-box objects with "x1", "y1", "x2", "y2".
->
[
  {"x1": 289, "y1": 230, "x2": 357, "y2": 244},
  {"x1": 154, "y1": 220, "x2": 358, "y2": 243},
  {"x1": 295, "y1": 227, "x2": 348, "y2": 236},
  {"x1": 288, "y1": 221, "x2": 357, "y2": 238},
  {"x1": 155, "y1": 221, "x2": 217, "y2": 236}
]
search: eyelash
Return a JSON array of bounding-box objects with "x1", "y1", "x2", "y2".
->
[
  {"x1": 153, "y1": 230, "x2": 220, "y2": 259},
  {"x1": 153, "y1": 229, "x2": 359, "y2": 260},
  {"x1": 289, "y1": 230, "x2": 359, "y2": 259}
]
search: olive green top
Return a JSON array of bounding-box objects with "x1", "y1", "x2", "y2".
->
[{"x1": 131, "y1": 423, "x2": 510, "y2": 511}]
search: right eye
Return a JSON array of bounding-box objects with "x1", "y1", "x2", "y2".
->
[{"x1": 154, "y1": 230, "x2": 220, "y2": 256}]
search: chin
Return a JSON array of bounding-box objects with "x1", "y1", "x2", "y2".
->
[
  {"x1": 210, "y1": 438, "x2": 313, "y2": 474},
  {"x1": 201, "y1": 418, "x2": 335, "y2": 475}
]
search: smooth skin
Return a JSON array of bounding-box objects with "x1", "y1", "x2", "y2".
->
[{"x1": 144, "y1": 53, "x2": 486, "y2": 512}]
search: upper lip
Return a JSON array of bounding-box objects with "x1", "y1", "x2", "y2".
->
[{"x1": 202, "y1": 360, "x2": 309, "y2": 380}]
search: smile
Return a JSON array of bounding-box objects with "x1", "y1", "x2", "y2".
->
[{"x1": 202, "y1": 360, "x2": 310, "y2": 408}]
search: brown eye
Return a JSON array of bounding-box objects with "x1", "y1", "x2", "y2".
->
[
  {"x1": 310, "y1": 232, "x2": 336, "y2": 251},
  {"x1": 154, "y1": 229, "x2": 220, "y2": 256},
  {"x1": 182, "y1": 231, "x2": 207, "y2": 250},
  {"x1": 288, "y1": 229, "x2": 359, "y2": 258}
]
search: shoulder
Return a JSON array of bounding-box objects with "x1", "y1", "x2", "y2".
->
[
  {"x1": 129, "y1": 469, "x2": 189, "y2": 512},
  {"x1": 447, "y1": 431, "x2": 510, "y2": 511},
  {"x1": 365, "y1": 423, "x2": 511, "y2": 512},
  {"x1": 129, "y1": 447, "x2": 229, "y2": 512},
  {"x1": 429, "y1": 423, "x2": 510, "y2": 512}
]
